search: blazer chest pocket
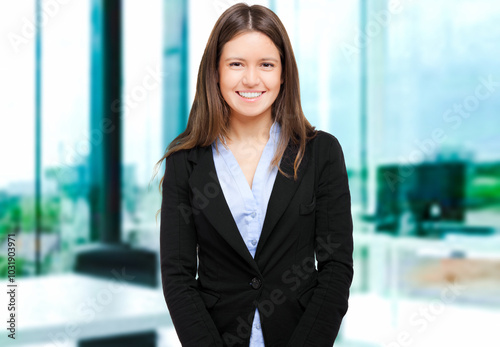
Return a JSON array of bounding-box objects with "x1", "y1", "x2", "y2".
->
[
  {"x1": 299, "y1": 195, "x2": 316, "y2": 215},
  {"x1": 198, "y1": 289, "x2": 220, "y2": 310}
]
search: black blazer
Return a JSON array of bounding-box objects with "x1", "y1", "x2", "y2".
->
[{"x1": 160, "y1": 130, "x2": 353, "y2": 347}]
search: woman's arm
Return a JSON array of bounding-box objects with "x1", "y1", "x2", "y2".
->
[
  {"x1": 287, "y1": 135, "x2": 354, "y2": 347},
  {"x1": 160, "y1": 150, "x2": 223, "y2": 347}
]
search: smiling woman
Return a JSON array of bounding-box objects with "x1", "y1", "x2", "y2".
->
[
  {"x1": 218, "y1": 31, "x2": 283, "y2": 123},
  {"x1": 155, "y1": 3, "x2": 353, "y2": 347}
]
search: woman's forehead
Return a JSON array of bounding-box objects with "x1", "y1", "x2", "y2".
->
[{"x1": 221, "y1": 32, "x2": 280, "y2": 58}]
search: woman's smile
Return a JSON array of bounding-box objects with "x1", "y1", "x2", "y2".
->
[{"x1": 236, "y1": 90, "x2": 266, "y2": 101}]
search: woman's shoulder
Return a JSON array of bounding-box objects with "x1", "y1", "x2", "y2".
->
[
  {"x1": 307, "y1": 129, "x2": 343, "y2": 151},
  {"x1": 305, "y1": 130, "x2": 348, "y2": 169}
]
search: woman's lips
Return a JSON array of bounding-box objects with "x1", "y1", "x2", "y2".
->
[{"x1": 236, "y1": 91, "x2": 266, "y2": 102}]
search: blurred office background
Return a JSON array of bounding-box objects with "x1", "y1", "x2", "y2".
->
[{"x1": 1, "y1": 0, "x2": 499, "y2": 346}]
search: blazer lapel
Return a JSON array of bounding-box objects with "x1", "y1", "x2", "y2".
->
[
  {"x1": 187, "y1": 139, "x2": 308, "y2": 271},
  {"x1": 255, "y1": 140, "x2": 308, "y2": 259}
]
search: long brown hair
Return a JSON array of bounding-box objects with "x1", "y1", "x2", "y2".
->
[{"x1": 153, "y1": 3, "x2": 317, "y2": 196}]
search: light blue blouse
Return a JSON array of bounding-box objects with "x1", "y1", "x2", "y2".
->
[{"x1": 211, "y1": 120, "x2": 282, "y2": 346}]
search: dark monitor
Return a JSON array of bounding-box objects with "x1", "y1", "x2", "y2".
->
[
  {"x1": 403, "y1": 162, "x2": 466, "y2": 222},
  {"x1": 376, "y1": 165, "x2": 401, "y2": 231},
  {"x1": 376, "y1": 162, "x2": 466, "y2": 232}
]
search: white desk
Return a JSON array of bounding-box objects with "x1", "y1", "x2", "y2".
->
[
  {"x1": 353, "y1": 230, "x2": 500, "y2": 295},
  {"x1": 348, "y1": 227, "x2": 500, "y2": 346},
  {"x1": 342, "y1": 293, "x2": 500, "y2": 347},
  {"x1": 0, "y1": 273, "x2": 173, "y2": 346}
]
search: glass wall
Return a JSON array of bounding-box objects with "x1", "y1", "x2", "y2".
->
[
  {"x1": 1, "y1": 0, "x2": 499, "y2": 346},
  {"x1": 122, "y1": 0, "x2": 163, "y2": 249},
  {"x1": 378, "y1": 0, "x2": 500, "y2": 164},
  {"x1": 0, "y1": 1, "x2": 36, "y2": 278},
  {"x1": 41, "y1": 0, "x2": 91, "y2": 272},
  {"x1": 0, "y1": 0, "x2": 91, "y2": 277}
]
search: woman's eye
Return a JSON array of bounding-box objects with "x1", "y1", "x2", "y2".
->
[{"x1": 228, "y1": 62, "x2": 274, "y2": 68}]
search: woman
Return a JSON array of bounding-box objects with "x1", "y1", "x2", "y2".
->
[{"x1": 156, "y1": 3, "x2": 353, "y2": 346}]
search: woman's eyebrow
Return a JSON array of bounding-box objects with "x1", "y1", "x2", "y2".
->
[{"x1": 224, "y1": 57, "x2": 279, "y2": 62}]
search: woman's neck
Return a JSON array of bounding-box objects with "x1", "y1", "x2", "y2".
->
[{"x1": 226, "y1": 114, "x2": 274, "y2": 145}]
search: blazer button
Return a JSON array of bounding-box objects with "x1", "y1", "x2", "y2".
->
[{"x1": 250, "y1": 277, "x2": 262, "y2": 289}]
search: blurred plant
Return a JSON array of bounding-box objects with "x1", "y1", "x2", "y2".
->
[
  {"x1": 0, "y1": 256, "x2": 26, "y2": 277},
  {"x1": 467, "y1": 162, "x2": 500, "y2": 210},
  {"x1": 0, "y1": 199, "x2": 22, "y2": 240}
]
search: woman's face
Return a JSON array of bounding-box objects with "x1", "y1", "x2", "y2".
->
[{"x1": 218, "y1": 31, "x2": 282, "y2": 122}]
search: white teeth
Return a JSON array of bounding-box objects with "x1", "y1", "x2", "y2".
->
[{"x1": 238, "y1": 91, "x2": 263, "y2": 98}]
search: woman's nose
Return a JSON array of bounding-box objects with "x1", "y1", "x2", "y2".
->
[{"x1": 242, "y1": 67, "x2": 259, "y2": 86}]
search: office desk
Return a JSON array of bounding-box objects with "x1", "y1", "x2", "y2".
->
[
  {"x1": 0, "y1": 273, "x2": 172, "y2": 346},
  {"x1": 342, "y1": 293, "x2": 500, "y2": 347}
]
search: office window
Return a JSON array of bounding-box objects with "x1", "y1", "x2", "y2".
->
[
  {"x1": 121, "y1": 0, "x2": 163, "y2": 246},
  {"x1": 0, "y1": 2, "x2": 36, "y2": 276},
  {"x1": 41, "y1": 1, "x2": 91, "y2": 268},
  {"x1": 274, "y1": 0, "x2": 361, "y2": 206},
  {"x1": 0, "y1": 1, "x2": 91, "y2": 276},
  {"x1": 383, "y1": 0, "x2": 500, "y2": 163}
]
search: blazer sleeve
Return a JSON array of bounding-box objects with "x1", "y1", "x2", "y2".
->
[
  {"x1": 160, "y1": 150, "x2": 224, "y2": 347},
  {"x1": 287, "y1": 136, "x2": 354, "y2": 347}
]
